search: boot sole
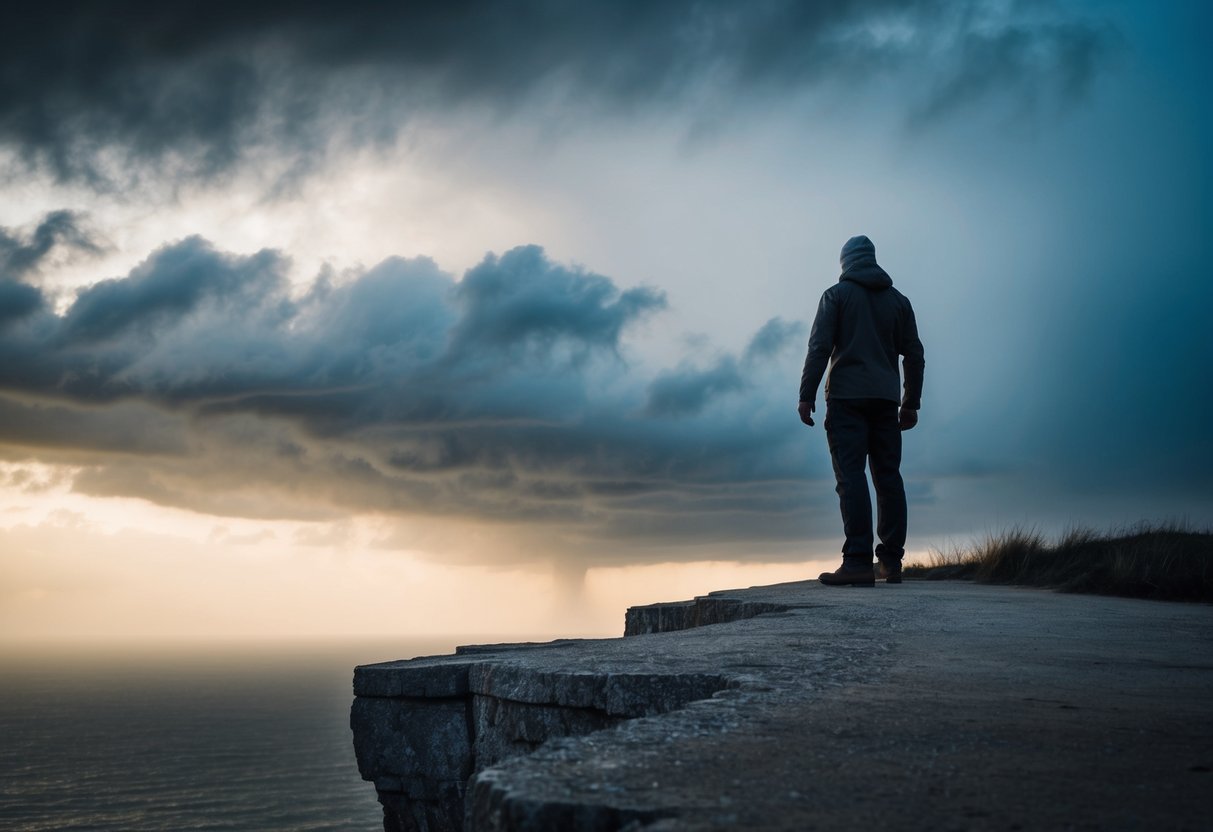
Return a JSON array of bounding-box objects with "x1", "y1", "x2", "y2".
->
[{"x1": 819, "y1": 577, "x2": 876, "y2": 587}]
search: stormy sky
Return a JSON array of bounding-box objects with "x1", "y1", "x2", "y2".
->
[{"x1": 1, "y1": 1, "x2": 1210, "y2": 639}]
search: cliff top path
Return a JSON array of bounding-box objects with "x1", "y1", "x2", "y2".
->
[{"x1": 353, "y1": 581, "x2": 1213, "y2": 831}]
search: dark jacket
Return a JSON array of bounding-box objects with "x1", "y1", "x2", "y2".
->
[{"x1": 799, "y1": 236, "x2": 924, "y2": 410}]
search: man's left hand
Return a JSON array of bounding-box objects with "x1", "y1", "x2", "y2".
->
[{"x1": 798, "y1": 401, "x2": 815, "y2": 426}]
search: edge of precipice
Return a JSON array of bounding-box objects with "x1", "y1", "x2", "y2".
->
[{"x1": 351, "y1": 580, "x2": 1213, "y2": 832}]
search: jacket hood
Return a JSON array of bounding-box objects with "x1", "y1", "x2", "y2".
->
[{"x1": 839, "y1": 234, "x2": 892, "y2": 289}]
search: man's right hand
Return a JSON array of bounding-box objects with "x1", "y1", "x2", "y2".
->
[
  {"x1": 899, "y1": 407, "x2": 918, "y2": 431},
  {"x1": 798, "y1": 401, "x2": 815, "y2": 427}
]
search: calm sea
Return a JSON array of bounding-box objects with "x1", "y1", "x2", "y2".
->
[{"x1": 0, "y1": 638, "x2": 475, "y2": 832}]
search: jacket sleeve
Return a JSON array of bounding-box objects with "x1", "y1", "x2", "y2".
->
[
  {"x1": 899, "y1": 302, "x2": 925, "y2": 410},
  {"x1": 799, "y1": 290, "x2": 837, "y2": 406}
]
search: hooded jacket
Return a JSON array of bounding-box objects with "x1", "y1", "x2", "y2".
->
[{"x1": 799, "y1": 235, "x2": 924, "y2": 410}]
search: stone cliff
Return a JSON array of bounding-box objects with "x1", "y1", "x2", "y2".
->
[
  {"x1": 351, "y1": 581, "x2": 1213, "y2": 831},
  {"x1": 351, "y1": 584, "x2": 812, "y2": 831}
]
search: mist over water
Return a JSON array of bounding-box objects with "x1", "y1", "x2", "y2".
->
[{"x1": 0, "y1": 638, "x2": 476, "y2": 831}]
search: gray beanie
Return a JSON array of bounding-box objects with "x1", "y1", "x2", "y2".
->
[{"x1": 840, "y1": 235, "x2": 876, "y2": 271}]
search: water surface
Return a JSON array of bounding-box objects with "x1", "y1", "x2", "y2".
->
[{"x1": 0, "y1": 638, "x2": 464, "y2": 831}]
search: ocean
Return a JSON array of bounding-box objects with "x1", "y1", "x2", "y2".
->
[{"x1": 0, "y1": 638, "x2": 473, "y2": 832}]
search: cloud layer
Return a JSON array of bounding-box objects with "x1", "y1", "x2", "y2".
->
[
  {"x1": 1, "y1": 0, "x2": 1116, "y2": 183},
  {"x1": 0, "y1": 210, "x2": 101, "y2": 280},
  {"x1": 0, "y1": 221, "x2": 824, "y2": 559}
]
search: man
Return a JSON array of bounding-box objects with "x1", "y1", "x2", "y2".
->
[{"x1": 799, "y1": 235, "x2": 925, "y2": 587}]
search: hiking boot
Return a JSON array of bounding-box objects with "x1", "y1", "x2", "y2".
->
[
  {"x1": 877, "y1": 558, "x2": 903, "y2": 584},
  {"x1": 818, "y1": 556, "x2": 875, "y2": 587}
]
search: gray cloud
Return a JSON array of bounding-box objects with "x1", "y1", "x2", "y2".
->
[
  {"x1": 0, "y1": 1, "x2": 1118, "y2": 184},
  {"x1": 62, "y1": 239, "x2": 287, "y2": 346},
  {"x1": 744, "y1": 317, "x2": 806, "y2": 361},
  {"x1": 0, "y1": 232, "x2": 827, "y2": 558},
  {"x1": 450, "y1": 246, "x2": 666, "y2": 361},
  {"x1": 644, "y1": 316, "x2": 804, "y2": 417},
  {"x1": 1, "y1": 210, "x2": 103, "y2": 281},
  {"x1": 645, "y1": 358, "x2": 745, "y2": 418},
  {"x1": 911, "y1": 20, "x2": 1116, "y2": 123},
  {"x1": 1, "y1": 210, "x2": 105, "y2": 329},
  {"x1": 0, "y1": 280, "x2": 41, "y2": 327},
  {"x1": 0, "y1": 397, "x2": 186, "y2": 457},
  {"x1": 2, "y1": 218, "x2": 1208, "y2": 562}
]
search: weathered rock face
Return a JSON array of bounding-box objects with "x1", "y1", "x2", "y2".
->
[{"x1": 351, "y1": 636, "x2": 744, "y2": 830}]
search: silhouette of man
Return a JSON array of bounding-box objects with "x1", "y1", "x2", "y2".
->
[{"x1": 799, "y1": 235, "x2": 924, "y2": 586}]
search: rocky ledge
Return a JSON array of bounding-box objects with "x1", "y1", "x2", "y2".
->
[{"x1": 351, "y1": 581, "x2": 1213, "y2": 831}]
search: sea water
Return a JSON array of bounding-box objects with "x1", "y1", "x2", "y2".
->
[{"x1": 0, "y1": 638, "x2": 468, "y2": 831}]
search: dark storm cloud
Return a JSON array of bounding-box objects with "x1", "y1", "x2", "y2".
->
[
  {"x1": 645, "y1": 357, "x2": 745, "y2": 418},
  {"x1": 62, "y1": 240, "x2": 287, "y2": 345},
  {"x1": 451, "y1": 246, "x2": 666, "y2": 359},
  {"x1": 912, "y1": 20, "x2": 1116, "y2": 122},
  {"x1": 0, "y1": 0, "x2": 1117, "y2": 183},
  {"x1": 1, "y1": 210, "x2": 104, "y2": 327},
  {"x1": 744, "y1": 317, "x2": 805, "y2": 361},
  {"x1": 644, "y1": 317, "x2": 803, "y2": 416},
  {"x1": 0, "y1": 234, "x2": 824, "y2": 554},
  {"x1": 0, "y1": 280, "x2": 41, "y2": 327},
  {"x1": 0, "y1": 211, "x2": 102, "y2": 280}
]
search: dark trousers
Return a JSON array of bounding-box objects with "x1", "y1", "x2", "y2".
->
[{"x1": 824, "y1": 397, "x2": 907, "y2": 561}]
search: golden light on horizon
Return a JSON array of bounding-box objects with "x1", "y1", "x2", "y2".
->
[{"x1": 0, "y1": 461, "x2": 835, "y2": 646}]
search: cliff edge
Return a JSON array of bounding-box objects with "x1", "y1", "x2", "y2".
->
[{"x1": 351, "y1": 581, "x2": 1213, "y2": 831}]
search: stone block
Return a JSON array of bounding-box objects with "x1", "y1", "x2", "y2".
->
[
  {"x1": 468, "y1": 664, "x2": 605, "y2": 710},
  {"x1": 377, "y1": 781, "x2": 465, "y2": 832},
  {"x1": 624, "y1": 600, "x2": 696, "y2": 636},
  {"x1": 354, "y1": 659, "x2": 472, "y2": 698},
  {"x1": 351, "y1": 697, "x2": 472, "y2": 784},
  {"x1": 472, "y1": 694, "x2": 620, "y2": 770}
]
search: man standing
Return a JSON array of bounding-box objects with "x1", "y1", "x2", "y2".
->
[{"x1": 799, "y1": 235, "x2": 925, "y2": 586}]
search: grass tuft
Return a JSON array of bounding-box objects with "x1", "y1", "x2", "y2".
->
[{"x1": 903, "y1": 522, "x2": 1213, "y2": 602}]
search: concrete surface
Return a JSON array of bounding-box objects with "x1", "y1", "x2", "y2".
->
[{"x1": 354, "y1": 581, "x2": 1213, "y2": 831}]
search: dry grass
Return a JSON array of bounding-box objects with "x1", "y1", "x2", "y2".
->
[{"x1": 903, "y1": 523, "x2": 1213, "y2": 602}]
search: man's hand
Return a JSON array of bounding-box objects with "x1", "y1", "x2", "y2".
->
[
  {"x1": 798, "y1": 401, "x2": 815, "y2": 427},
  {"x1": 899, "y1": 407, "x2": 918, "y2": 431}
]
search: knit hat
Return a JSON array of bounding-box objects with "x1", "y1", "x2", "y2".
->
[{"x1": 840, "y1": 235, "x2": 876, "y2": 271}]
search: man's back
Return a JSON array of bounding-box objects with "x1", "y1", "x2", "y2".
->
[{"x1": 799, "y1": 237, "x2": 923, "y2": 412}]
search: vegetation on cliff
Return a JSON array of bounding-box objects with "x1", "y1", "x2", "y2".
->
[{"x1": 904, "y1": 524, "x2": 1213, "y2": 602}]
